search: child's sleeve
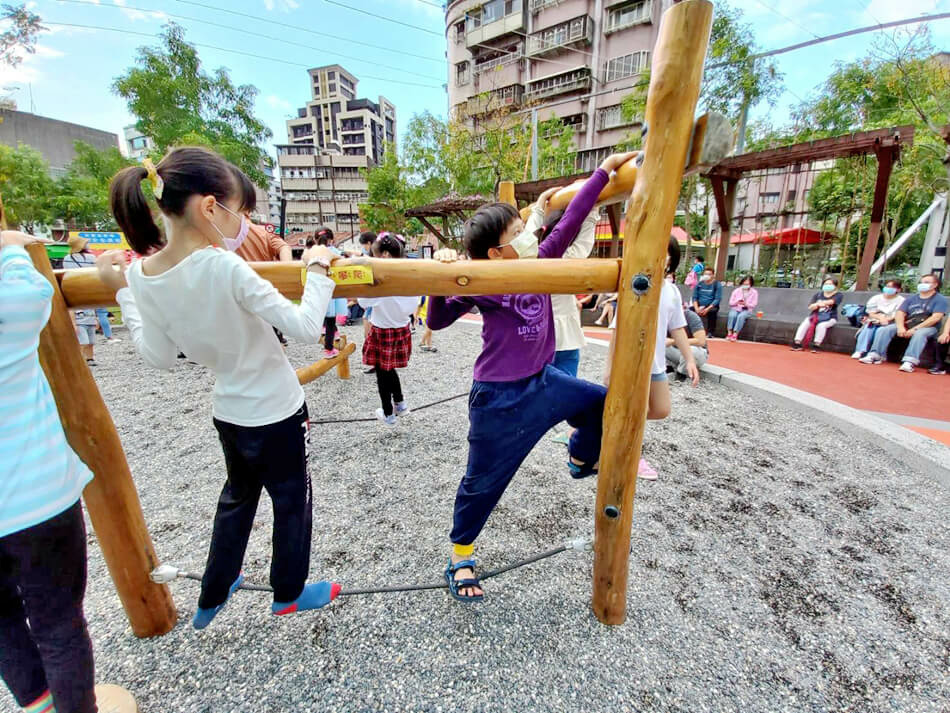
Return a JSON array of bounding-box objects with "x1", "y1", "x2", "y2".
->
[
  {"x1": 539, "y1": 169, "x2": 609, "y2": 259},
  {"x1": 229, "y1": 254, "x2": 332, "y2": 343},
  {"x1": 427, "y1": 295, "x2": 475, "y2": 330},
  {"x1": 0, "y1": 246, "x2": 54, "y2": 335},
  {"x1": 563, "y1": 207, "x2": 599, "y2": 259},
  {"x1": 116, "y1": 287, "x2": 179, "y2": 370}
]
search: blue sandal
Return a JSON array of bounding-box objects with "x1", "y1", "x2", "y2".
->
[
  {"x1": 568, "y1": 460, "x2": 598, "y2": 479},
  {"x1": 445, "y1": 558, "x2": 484, "y2": 603}
]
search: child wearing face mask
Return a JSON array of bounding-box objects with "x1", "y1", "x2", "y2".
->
[
  {"x1": 97, "y1": 147, "x2": 343, "y2": 629},
  {"x1": 426, "y1": 151, "x2": 638, "y2": 603},
  {"x1": 357, "y1": 234, "x2": 418, "y2": 425}
]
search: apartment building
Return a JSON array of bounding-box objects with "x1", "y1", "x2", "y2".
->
[
  {"x1": 445, "y1": 0, "x2": 666, "y2": 171},
  {"x1": 277, "y1": 65, "x2": 396, "y2": 238},
  {"x1": 123, "y1": 125, "x2": 154, "y2": 161}
]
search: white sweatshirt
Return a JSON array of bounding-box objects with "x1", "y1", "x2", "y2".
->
[
  {"x1": 522, "y1": 203, "x2": 600, "y2": 352},
  {"x1": 358, "y1": 296, "x2": 419, "y2": 328},
  {"x1": 116, "y1": 247, "x2": 334, "y2": 427}
]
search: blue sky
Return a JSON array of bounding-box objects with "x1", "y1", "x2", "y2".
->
[{"x1": 3, "y1": 0, "x2": 949, "y2": 160}]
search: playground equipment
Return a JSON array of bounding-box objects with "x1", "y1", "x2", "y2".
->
[
  {"x1": 297, "y1": 334, "x2": 355, "y2": 384},
  {"x1": 26, "y1": 0, "x2": 714, "y2": 633}
]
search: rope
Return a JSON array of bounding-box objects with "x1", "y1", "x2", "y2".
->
[
  {"x1": 309, "y1": 391, "x2": 469, "y2": 425},
  {"x1": 151, "y1": 538, "x2": 591, "y2": 597}
]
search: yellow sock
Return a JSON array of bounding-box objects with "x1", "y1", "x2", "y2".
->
[{"x1": 453, "y1": 543, "x2": 474, "y2": 558}]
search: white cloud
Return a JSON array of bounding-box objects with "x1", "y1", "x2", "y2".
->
[
  {"x1": 265, "y1": 94, "x2": 292, "y2": 111},
  {"x1": 114, "y1": 0, "x2": 168, "y2": 22},
  {"x1": 263, "y1": 0, "x2": 300, "y2": 11},
  {"x1": 864, "y1": 0, "x2": 950, "y2": 24},
  {"x1": 0, "y1": 43, "x2": 61, "y2": 87}
]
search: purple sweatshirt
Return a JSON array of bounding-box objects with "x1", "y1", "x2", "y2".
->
[{"x1": 427, "y1": 168, "x2": 609, "y2": 382}]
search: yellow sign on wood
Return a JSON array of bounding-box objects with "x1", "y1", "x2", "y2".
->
[{"x1": 300, "y1": 265, "x2": 375, "y2": 286}]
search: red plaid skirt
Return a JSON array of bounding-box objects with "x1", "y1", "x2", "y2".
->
[{"x1": 362, "y1": 325, "x2": 412, "y2": 370}]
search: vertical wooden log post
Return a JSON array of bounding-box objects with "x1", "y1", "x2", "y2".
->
[
  {"x1": 855, "y1": 145, "x2": 896, "y2": 290},
  {"x1": 335, "y1": 334, "x2": 351, "y2": 380},
  {"x1": 498, "y1": 180, "x2": 517, "y2": 208},
  {"x1": 711, "y1": 177, "x2": 738, "y2": 280},
  {"x1": 25, "y1": 245, "x2": 178, "y2": 638},
  {"x1": 592, "y1": 0, "x2": 713, "y2": 626}
]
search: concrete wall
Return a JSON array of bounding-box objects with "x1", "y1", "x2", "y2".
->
[{"x1": 0, "y1": 109, "x2": 119, "y2": 176}]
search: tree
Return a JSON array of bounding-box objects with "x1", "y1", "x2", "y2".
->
[
  {"x1": 0, "y1": 3, "x2": 45, "y2": 67},
  {"x1": 53, "y1": 142, "x2": 136, "y2": 230},
  {"x1": 360, "y1": 144, "x2": 425, "y2": 236},
  {"x1": 113, "y1": 23, "x2": 272, "y2": 185},
  {"x1": 0, "y1": 144, "x2": 55, "y2": 230}
]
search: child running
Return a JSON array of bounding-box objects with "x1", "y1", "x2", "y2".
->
[
  {"x1": 427, "y1": 151, "x2": 638, "y2": 602},
  {"x1": 97, "y1": 147, "x2": 342, "y2": 628},
  {"x1": 358, "y1": 233, "x2": 418, "y2": 425}
]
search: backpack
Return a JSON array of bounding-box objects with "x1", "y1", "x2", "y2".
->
[{"x1": 841, "y1": 303, "x2": 866, "y2": 327}]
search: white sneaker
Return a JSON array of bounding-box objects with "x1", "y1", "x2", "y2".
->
[
  {"x1": 394, "y1": 401, "x2": 411, "y2": 417},
  {"x1": 375, "y1": 408, "x2": 397, "y2": 425},
  {"x1": 850, "y1": 351, "x2": 863, "y2": 359},
  {"x1": 898, "y1": 362, "x2": 915, "y2": 373},
  {"x1": 859, "y1": 353, "x2": 882, "y2": 365},
  {"x1": 107, "y1": 337, "x2": 123, "y2": 343}
]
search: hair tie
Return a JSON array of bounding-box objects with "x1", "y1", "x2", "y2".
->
[{"x1": 142, "y1": 158, "x2": 164, "y2": 199}]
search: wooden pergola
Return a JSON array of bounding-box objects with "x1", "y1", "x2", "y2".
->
[
  {"x1": 404, "y1": 193, "x2": 489, "y2": 244},
  {"x1": 705, "y1": 125, "x2": 915, "y2": 289}
]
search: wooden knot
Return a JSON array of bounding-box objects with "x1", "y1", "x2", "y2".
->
[{"x1": 456, "y1": 276, "x2": 470, "y2": 286}]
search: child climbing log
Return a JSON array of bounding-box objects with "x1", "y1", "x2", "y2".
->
[{"x1": 593, "y1": 0, "x2": 714, "y2": 625}]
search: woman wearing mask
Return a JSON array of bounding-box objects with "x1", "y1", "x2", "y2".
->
[
  {"x1": 725, "y1": 275, "x2": 758, "y2": 342},
  {"x1": 851, "y1": 280, "x2": 904, "y2": 359},
  {"x1": 791, "y1": 278, "x2": 843, "y2": 352}
]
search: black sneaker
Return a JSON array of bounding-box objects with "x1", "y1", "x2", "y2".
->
[
  {"x1": 791, "y1": 343, "x2": 803, "y2": 351},
  {"x1": 364, "y1": 366, "x2": 376, "y2": 375},
  {"x1": 928, "y1": 365, "x2": 947, "y2": 375},
  {"x1": 810, "y1": 343, "x2": 820, "y2": 353}
]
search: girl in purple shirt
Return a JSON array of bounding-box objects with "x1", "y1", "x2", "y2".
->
[{"x1": 427, "y1": 151, "x2": 637, "y2": 602}]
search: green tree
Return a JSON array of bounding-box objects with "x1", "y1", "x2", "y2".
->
[
  {"x1": 0, "y1": 143, "x2": 55, "y2": 230},
  {"x1": 113, "y1": 23, "x2": 272, "y2": 185},
  {"x1": 360, "y1": 144, "x2": 423, "y2": 236},
  {"x1": 53, "y1": 142, "x2": 136, "y2": 229},
  {"x1": 0, "y1": 3, "x2": 45, "y2": 67}
]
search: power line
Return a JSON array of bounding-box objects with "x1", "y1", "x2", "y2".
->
[
  {"x1": 57, "y1": 0, "x2": 445, "y2": 81},
  {"x1": 751, "y1": 0, "x2": 822, "y2": 40},
  {"x1": 321, "y1": 0, "x2": 443, "y2": 36},
  {"x1": 166, "y1": 0, "x2": 444, "y2": 63},
  {"x1": 43, "y1": 21, "x2": 445, "y2": 88}
]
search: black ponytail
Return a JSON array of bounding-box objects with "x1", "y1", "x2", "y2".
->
[
  {"x1": 372, "y1": 232, "x2": 404, "y2": 258},
  {"x1": 110, "y1": 146, "x2": 241, "y2": 254}
]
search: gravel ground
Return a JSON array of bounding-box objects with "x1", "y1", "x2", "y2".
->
[{"x1": 5, "y1": 322, "x2": 949, "y2": 713}]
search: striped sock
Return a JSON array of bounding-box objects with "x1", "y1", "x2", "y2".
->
[{"x1": 24, "y1": 690, "x2": 55, "y2": 713}]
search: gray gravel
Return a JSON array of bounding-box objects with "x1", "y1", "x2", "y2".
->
[{"x1": 4, "y1": 322, "x2": 949, "y2": 713}]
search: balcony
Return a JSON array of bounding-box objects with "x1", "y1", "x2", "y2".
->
[
  {"x1": 529, "y1": 0, "x2": 561, "y2": 10},
  {"x1": 472, "y1": 44, "x2": 524, "y2": 77},
  {"x1": 465, "y1": 1, "x2": 525, "y2": 49},
  {"x1": 462, "y1": 84, "x2": 525, "y2": 117},
  {"x1": 525, "y1": 67, "x2": 591, "y2": 101},
  {"x1": 526, "y1": 15, "x2": 593, "y2": 58}
]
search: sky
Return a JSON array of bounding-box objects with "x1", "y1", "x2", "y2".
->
[{"x1": 2, "y1": 0, "x2": 949, "y2": 161}]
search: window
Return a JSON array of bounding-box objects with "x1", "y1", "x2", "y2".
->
[
  {"x1": 456, "y1": 61, "x2": 470, "y2": 86},
  {"x1": 328, "y1": 71, "x2": 336, "y2": 80},
  {"x1": 596, "y1": 104, "x2": 634, "y2": 130},
  {"x1": 328, "y1": 83, "x2": 336, "y2": 93},
  {"x1": 604, "y1": 51, "x2": 649, "y2": 82},
  {"x1": 130, "y1": 137, "x2": 148, "y2": 149},
  {"x1": 605, "y1": 0, "x2": 652, "y2": 33},
  {"x1": 785, "y1": 190, "x2": 797, "y2": 205},
  {"x1": 454, "y1": 20, "x2": 466, "y2": 43},
  {"x1": 760, "y1": 192, "x2": 780, "y2": 206}
]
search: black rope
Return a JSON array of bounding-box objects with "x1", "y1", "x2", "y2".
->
[
  {"x1": 309, "y1": 391, "x2": 468, "y2": 425},
  {"x1": 171, "y1": 543, "x2": 574, "y2": 597}
]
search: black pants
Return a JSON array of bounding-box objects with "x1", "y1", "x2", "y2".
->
[
  {"x1": 205, "y1": 404, "x2": 312, "y2": 606},
  {"x1": 375, "y1": 368, "x2": 404, "y2": 416},
  {"x1": 699, "y1": 305, "x2": 720, "y2": 336},
  {"x1": 0, "y1": 502, "x2": 96, "y2": 713},
  {"x1": 324, "y1": 316, "x2": 337, "y2": 351}
]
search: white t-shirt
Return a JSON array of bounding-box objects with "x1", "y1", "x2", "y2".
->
[
  {"x1": 358, "y1": 296, "x2": 418, "y2": 328},
  {"x1": 865, "y1": 293, "x2": 904, "y2": 318},
  {"x1": 611, "y1": 279, "x2": 686, "y2": 375},
  {"x1": 116, "y1": 247, "x2": 334, "y2": 427}
]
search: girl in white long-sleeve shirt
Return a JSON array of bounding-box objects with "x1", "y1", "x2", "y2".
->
[{"x1": 97, "y1": 147, "x2": 343, "y2": 630}]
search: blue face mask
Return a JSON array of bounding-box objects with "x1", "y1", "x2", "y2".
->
[
  {"x1": 882, "y1": 286, "x2": 898, "y2": 296},
  {"x1": 917, "y1": 282, "x2": 934, "y2": 294},
  {"x1": 822, "y1": 284, "x2": 836, "y2": 293}
]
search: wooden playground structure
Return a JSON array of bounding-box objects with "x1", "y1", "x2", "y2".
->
[{"x1": 29, "y1": 0, "x2": 717, "y2": 632}]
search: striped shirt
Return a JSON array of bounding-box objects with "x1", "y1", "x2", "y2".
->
[{"x1": 0, "y1": 246, "x2": 92, "y2": 538}]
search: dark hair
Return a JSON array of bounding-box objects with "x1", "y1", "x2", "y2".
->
[
  {"x1": 110, "y1": 146, "x2": 243, "y2": 254},
  {"x1": 358, "y1": 231, "x2": 376, "y2": 246},
  {"x1": 694, "y1": 255, "x2": 703, "y2": 262},
  {"x1": 702, "y1": 266, "x2": 715, "y2": 274},
  {"x1": 885, "y1": 279, "x2": 902, "y2": 290},
  {"x1": 740, "y1": 275, "x2": 755, "y2": 286},
  {"x1": 463, "y1": 202, "x2": 519, "y2": 260},
  {"x1": 537, "y1": 209, "x2": 565, "y2": 241},
  {"x1": 667, "y1": 236, "x2": 681, "y2": 275},
  {"x1": 823, "y1": 277, "x2": 839, "y2": 287},
  {"x1": 921, "y1": 272, "x2": 943, "y2": 289},
  {"x1": 373, "y1": 232, "x2": 404, "y2": 258},
  {"x1": 232, "y1": 167, "x2": 258, "y2": 215},
  {"x1": 305, "y1": 236, "x2": 316, "y2": 248},
  {"x1": 314, "y1": 226, "x2": 333, "y2": 246}
]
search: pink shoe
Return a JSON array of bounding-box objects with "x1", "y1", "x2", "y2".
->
[
  {"x1": 323, "y1": 348, "x2": 339, "y2": 358},
  {"x1": 637, "y1": 458, "x2": 658, "y2": 480}
]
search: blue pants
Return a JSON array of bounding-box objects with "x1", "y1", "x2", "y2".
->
[
  {"x1": 869, "y1": 324, "x2": 938, "y2": 364},
  {"x1": 451, "y1": 365, "x2": 606, "y2": 545},
  {"x1": 854, "y1": 323, "x2": 881, "y2": 355},
  {"x1": 95, "y1": 308, "x2": 112, "y2": 339},
  {"x1": 727, "y1": 309, "x2": 752, "y2": 335},
  {"x1": 552, "y1": 349, "x2": 580, "y2": 376}
]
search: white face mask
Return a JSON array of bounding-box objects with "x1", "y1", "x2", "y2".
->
[
  {"x1": 210, "y1": 201, "x2": 250, "y2": 252},
  {"x1": 741, "y1": 284, "x2": 751, "y2": 290},
  {"x1": 702, "y1": 274, "x2": 714, "y2": 283},
  {"x1": 499, "y1": 229, "x2": 538, "y2": 259}
]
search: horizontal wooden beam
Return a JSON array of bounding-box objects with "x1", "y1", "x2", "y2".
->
[
  {"x1": 296, "y1": 341, "x2": 356, "y2": 385},
  {"x1": 56, "y1": 257, "x2": 624, "y2": 309}
]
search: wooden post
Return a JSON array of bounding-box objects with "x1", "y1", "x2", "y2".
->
[
  {"x1": 855, "y1": 145, "x2": 896, "y2": 290},
  {"x1": 711, "y1": 176, "x2": 738, "y2": 280},
  {"x1": 498, "y1": 180, "x2": 517, "y2": 208},
  {"x1": 25, "y1": 245, "x2": 178, "y2": 638},
  {"x1": 335, "y1": 334, "x2": 351, "y2": 380},
  {"x1": 592, "y1": 0, "x2": 713, "y2": 626},
  {"x1": 296, "y1": 341, "x2": 357, "y2": 385}
]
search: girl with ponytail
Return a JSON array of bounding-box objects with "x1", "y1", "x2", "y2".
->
[{"x1": 96, "y1": 146, "x2": 344, "y2": 628}]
